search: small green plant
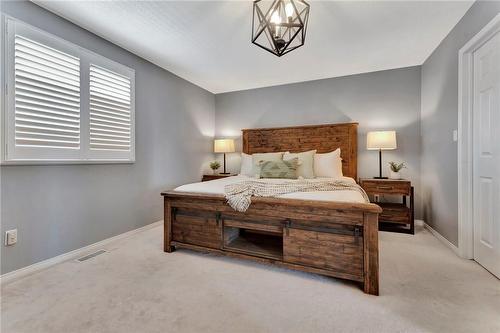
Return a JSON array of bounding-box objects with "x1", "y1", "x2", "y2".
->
[
  {"x1": 209, "y1": 161, "x2": 221, "y2": 171},
  {"x1": 388, "y1": 161, "x2": 406, "y2": 172}
]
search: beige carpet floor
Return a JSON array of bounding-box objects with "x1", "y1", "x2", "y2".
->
[{"x1": 1, "y1": 224, "x2": 499, "y2": 333}]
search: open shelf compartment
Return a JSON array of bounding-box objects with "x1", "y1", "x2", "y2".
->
[{"x1": 223, "y1": 226, "x2": 283, "y2": 260}]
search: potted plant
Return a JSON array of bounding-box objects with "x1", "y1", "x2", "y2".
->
[
  {"x1": 209, "y1": 161, "x2": 221, "y2": 175},
  {"x1": 388, "y1": 161, "x2": 405, "y2": 180}
]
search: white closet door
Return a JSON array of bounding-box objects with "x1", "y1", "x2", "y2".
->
[{"x1": 472, "y1": 30, "x2": 500, "y2": 278}]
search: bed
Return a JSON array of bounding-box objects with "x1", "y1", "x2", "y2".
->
[{"x1": 161, "y1": 123, "x2": 381, "y2": 295}]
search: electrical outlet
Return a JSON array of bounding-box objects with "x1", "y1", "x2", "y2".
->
[{"x1": 5, "y1": 229, "x2": 17, "y2": 246}]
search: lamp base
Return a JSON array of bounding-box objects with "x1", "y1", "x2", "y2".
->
[
  {"x1": 373, "y1": 176, "x2": 388, "y2": 179},
  {"x1": 219, "y1": 172, "x2": 231, "y2": 175}
]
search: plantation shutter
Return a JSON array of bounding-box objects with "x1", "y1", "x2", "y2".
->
[
  {"x1": 89, "y1": 65, "x2": 132, "y2": 153},
  {"x1": 4, "y1": 18, "x2": 135, "y2": 163},
  {"x1": 10, "y1": 34, "x2": 81, "y2": 159}
]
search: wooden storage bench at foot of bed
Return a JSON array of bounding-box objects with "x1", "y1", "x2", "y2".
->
[{"x1": 162, "y1": 191, "x2": 382, "y2": 295}]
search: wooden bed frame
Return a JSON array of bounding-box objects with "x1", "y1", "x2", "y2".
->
[{"x1": 162, "y1": 123, "x2": 382, "y2": 295}]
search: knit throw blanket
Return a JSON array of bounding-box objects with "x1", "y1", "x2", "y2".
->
[{"x1": 224, "y1": 179, "x2": 370, "y2": 212}]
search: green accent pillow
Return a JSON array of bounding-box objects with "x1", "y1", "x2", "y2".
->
[
  {"x1": 259, "y1": 158, "x2": 299, "y2": 179},
  {"x1": 251, "y1": 152, "x2": 284, "y2": 178}
]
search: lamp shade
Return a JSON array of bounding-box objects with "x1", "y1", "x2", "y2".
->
[
  {"x1": 367, "y1": 131, "x2": 397, "y2": 150},
  {"x1": 214, "y1": 139, "x2": 235, "y2": 153}
]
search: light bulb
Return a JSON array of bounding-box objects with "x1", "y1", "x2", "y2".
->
[
  {"x1": 271, "y1": 11, "x2": 281, "y2": 24},
  {"x1": 270, "y1": 10, "x2": 281, "y2": 37},
  {"x1": 285, "y1": 3, "x2": 294, "y2": 18}
]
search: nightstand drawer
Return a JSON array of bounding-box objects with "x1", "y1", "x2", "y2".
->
[
  {"x1": 360, "y1": 180, "x2": 410, "y2": 195},
  {"x1": 378, "y1": 203, "x2": 410, "y2": 224}
]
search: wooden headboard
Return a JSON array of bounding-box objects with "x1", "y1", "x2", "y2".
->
[{"x1": 242, "y1": 123, "x2": 358, "y2": 179}]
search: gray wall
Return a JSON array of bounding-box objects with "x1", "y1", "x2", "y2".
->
[
  {"x1": 0, "y1": 1, "x2": 215, "y2": 274},
  {"x1": 5, "y1": 0, "x2": 494, "y2": 274},
  {"x1": 215, "y1": 67, "x2": 422, "y2": 218},
  {"x1": 420, "y1": 0, "x2": 500, "y2": 246}
]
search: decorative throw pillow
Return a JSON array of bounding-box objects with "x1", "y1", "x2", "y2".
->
[
  {"x1": 251, "y1": 152, "x2": 284, "y2": 178},
  {"x1": 239, "y1": 153, "x2": 254, "y2": 176},
  {"x1": 314, "y1": 148, "x2": 343, "y2": 178},
  {"x1": 260, "y1": 158, "x2": 299, "y2": 179},
  {"x1": 283, "y1": 150, "x2": 316, "y2": 179}
]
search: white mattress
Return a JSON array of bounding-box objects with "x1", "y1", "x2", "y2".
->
[{"x1": 174, "y1": 175, "x2": 366, "y2": 203}]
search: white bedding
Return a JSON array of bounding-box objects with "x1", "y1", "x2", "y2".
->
[{"x1": 174, "y1": 175, "x2": 366, "y2": 203}]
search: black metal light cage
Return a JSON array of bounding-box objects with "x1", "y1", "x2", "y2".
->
[{"x1": 252, "y1": 0, "x2": 310, "y2": 57}]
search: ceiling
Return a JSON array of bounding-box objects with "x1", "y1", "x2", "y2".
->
[{"x1": 33, "y1": 1, "x2": 474, "y2": 94}]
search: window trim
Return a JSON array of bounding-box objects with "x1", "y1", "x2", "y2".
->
[{"x1": 1, "y1": 16, "x2": 135, "y2": 165}]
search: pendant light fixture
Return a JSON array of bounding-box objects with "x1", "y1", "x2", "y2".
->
[{"x1": 252, "y1": 0, "x2": 310, "y2": 57}]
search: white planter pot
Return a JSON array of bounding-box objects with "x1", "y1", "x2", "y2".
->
[{"x1": 389, "y1": 170, "x2": 401, "y2": 179}]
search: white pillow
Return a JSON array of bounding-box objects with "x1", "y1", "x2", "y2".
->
[
  {"x1": 239, "y1": 153, "x2": 254, "y2": 176},
  {"x1": 283, "y1": 150, "x2": 316, "y2": 179},
  {"x1": 251, "y1": 152, "x2": 285, "y2": 177},
  {"x1": 314, "y1": 149, "x2": 343, "y2": 178}
]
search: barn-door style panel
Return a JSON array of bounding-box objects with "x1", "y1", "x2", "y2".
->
[
  {"x1": 283, "y1": 221, "x2": 364, "y2": 280},
  {"x1": 171, "y1": 209, "x2": 221, "y2": 249}
]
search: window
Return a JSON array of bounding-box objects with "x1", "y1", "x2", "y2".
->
[
  {"x1": 89, "y1": 65, "x2": 132, "y2": 152},
  {"x1": 3, "y1": 18, "x2": 135, "y2": 163},
  {"x1": 13, "y1": 35, "x2": 81, "y2": 152}
]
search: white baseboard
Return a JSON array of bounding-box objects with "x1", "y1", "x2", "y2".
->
[
  {"x1": 0, "y1": 220, "x2": 163, "y2": 285},
  {"x1": 415, "y1": 219, "x2": 424, "y2": 227},
  {"x1": 423, "y1": 221, "x2": 460, "y2": 256}
]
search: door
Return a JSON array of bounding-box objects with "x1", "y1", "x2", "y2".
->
[{"x1": 472, "y1": 30, "x2": 500, "y2": 278}]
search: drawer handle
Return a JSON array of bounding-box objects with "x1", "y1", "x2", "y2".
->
[
  {"x1": 282, "y1": 218, "x2": 292, "y2": 236},
  {"x1": 378, "y1": 186, "x2": 393, "y2": 190},
  {"x1": 354, "y1": 226, "x2": 361, "y2": 245},
  {"x1": 215, "y1": 212, "x2": 221, "y2": 226}
]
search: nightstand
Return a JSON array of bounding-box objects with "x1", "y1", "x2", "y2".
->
[
  {"x1": 359, "y1": 179, "x2": 414, "y2": 234},
  {"x1": 202, "y1": 174, "x2": 234, "y2": 182}
]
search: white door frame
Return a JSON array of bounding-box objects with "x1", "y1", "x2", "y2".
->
[{"x1": 458, "y1": 13, "x2": 500, "y2": 259}]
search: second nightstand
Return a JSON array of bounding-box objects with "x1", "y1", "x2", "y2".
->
[
  {"x1": 202, "y1": 174, "x2": 234, "y2": 182},
  {"x1": 359, "y1": 178, "x2": 414, "y2": 234}
]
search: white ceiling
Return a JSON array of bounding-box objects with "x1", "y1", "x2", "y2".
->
[{"x1": 33, "y1": 1, "x2": 473, "y2": 94}]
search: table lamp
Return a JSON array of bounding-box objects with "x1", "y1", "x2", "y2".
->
[
  {"x1": 367, "y1": 131, "x2": 397, "y2": 179},
  {"x1": 214, "y1": 139, "x2": 235, "y2": 174}
]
